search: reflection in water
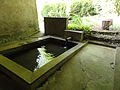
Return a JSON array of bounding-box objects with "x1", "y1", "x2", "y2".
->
[
  {"x1": 6, "y1": 43, "x2": 73, "y2": 71},
  {"x1": 34, "y1": 46, "x2": 55, "y2": 71}
]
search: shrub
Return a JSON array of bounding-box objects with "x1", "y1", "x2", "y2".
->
[
  {"x1": 67, "y1": 24, "x2": 81, "y2": 30},
  {"x1": 41, "y1": 3, "x2": 67, "y2": 17},
  {"x1": 70, "y1": 15, "x2": 82, "y2": 25},
  {"x1": 70, "y1": 0, "x2": 101, "y2": 17},
  {"x1": 41, "y1": 5, "x2": 53, "y2": 17},
  {"x1": 67, "y1": 24, "x2": 92, "y2": 31},
  {"x1": 114, "y1": 0, "x2": 120, "y2": 16}
]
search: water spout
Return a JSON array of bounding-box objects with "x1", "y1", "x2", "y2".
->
[
  {"x1": 64, "y1": 37, "x2": 72, "y2": 49},
  {"x1": 66, "y1": 37, "x2": 72, "y2": 41}
]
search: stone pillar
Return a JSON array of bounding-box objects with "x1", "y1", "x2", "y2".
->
[
  {"x1": 44, "y1": 17, "x2": 68, "y2": 37},
  {"x1": 102, "y1": 19, "x2": 113, "y2": 30}
]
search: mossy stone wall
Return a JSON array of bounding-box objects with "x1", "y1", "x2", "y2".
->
[{"x1": 0, "y1": 0, "x2": 39, "y2": 43}]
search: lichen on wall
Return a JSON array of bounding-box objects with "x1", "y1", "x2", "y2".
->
[{"x1": 0, "y1": 0, "x2": 39, "y2": 44}]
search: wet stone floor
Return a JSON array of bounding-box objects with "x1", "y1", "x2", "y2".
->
[{"x1": 0, "y1": 44, "x2": 116, "y2": 90}]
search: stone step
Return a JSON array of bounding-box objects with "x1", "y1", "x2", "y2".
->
[
  {"x1": 88, "y1": 40, "x2": 117, "y2": 48},
  {"x1": 90, "y1": 34, "x2": 120, "y2": 40},
  {"x1": 91, "y1": 30, "x2": 120, "y2": 35}
]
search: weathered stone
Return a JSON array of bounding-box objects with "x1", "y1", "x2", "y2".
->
[
  {"x1": 0, "y1": 0, "x2": 39, "y2": 44},
  {"x1": 102, "y1": 19, "x2": 113, "y2": 30},
  {"x1": 44, "y1": 17, "x2": 68, "y2": 38},
  {"x1": 37, "y1": 44, "x2": 115, "y2": 90},
  {"x1": 64, "y1": 30, "x2": 84, "y2": 42}
]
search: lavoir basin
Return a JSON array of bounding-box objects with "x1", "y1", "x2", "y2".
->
[{"x1": 0, "y1": 36, "x2": 87, "y2": 90}]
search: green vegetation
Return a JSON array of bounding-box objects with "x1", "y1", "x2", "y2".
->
[
  {"x1": 68, "y1": 15, "x2": 93, "y2": 32},
  {"x1": 67, "y1": 0, "x2": 100, "y2": 32},
  {"x1": 41, "y1": 3, "x2": 67, "y2": 17},
  {"x1": 41, "y1": 5, "x2": 53, "y2": 17},
  {"x1": 70, "y1": 15, "x2": 82, "y2": 25},
  {"x1": 70, "y1": 0, "x2": 101, "y2": 17},
  {"x1": 41, "y1": 0, "x2": 120, "y2": 34},
  {"x1": 67, "y1": 24, "x2": 92, "y2": 31},
  {"x1": 114, "y1": 0, "x2": 120, "y2": 16}
]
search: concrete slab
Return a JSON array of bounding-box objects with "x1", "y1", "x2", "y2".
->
[
  {"x1": 114, "y1": 47, "x2": 120, "y2": 90},
  {"x1": 37, "y1": 44, "x2": 115, "y2": 90}
]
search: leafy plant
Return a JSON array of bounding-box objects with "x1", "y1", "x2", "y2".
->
[
  {"x1": 41, "y1": 3, "x2": 67, "y2": 17},
  {"x1": 67, "y1": 24, "x2": 92, "y2": 31},
  {"x1": 67, "y1": 24, "x2": 92, "y2": 39},
  {"x1": 70, "y1": 0, "x2": 101, "y2": 17},
  {"x1": 114, "y1": 0, "x2": 120, "y2": 16},
  {"x1": 41, "y1": 5, "x2": 53, "y2": 17},
  {"x1": 70, "y1": 15, "x2": 82, "y2": 24},
  {"x1": 67, "y1": 24, "x2": 81, "y2": 30}
]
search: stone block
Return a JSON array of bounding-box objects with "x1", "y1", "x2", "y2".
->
[
  {"x1": 102, "y1": 19, "x2": 113, "y2": 30},
  {"x1": 44, "y1": 17, "x2": 68, "y2": 38},
  {"x1": 64, "y1": 30, "x2": 84, "y2": 42}
]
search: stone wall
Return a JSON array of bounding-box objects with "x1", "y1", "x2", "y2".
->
[{"x1": 0, "y1": 0, "x2": 39, "y2": 43}]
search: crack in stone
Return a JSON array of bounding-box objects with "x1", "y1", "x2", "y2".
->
[
  {"x1": 79, "y1": 59, "x2": 103, "y2": 90},
  {"x1": 78, "y1": 60, "x2": 91, "y2": 90}
]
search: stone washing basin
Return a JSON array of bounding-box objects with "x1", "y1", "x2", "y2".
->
[{"x1": 0, "y1": 36, "x2": 87, "y2": 90}]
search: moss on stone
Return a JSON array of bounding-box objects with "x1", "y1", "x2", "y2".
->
[{"x1": 0, "y1": 0, "x2": 40, "y2": 44}]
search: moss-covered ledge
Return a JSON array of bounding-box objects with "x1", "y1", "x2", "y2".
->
[{"x1": 0, "y1": 30, "x2": 40, "y2": 44}]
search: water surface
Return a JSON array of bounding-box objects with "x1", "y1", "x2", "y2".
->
[{"x1": 6, "y1": 43, "x2": 69, "y2": 71}]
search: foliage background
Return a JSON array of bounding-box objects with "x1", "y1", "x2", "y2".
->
[
  {"x1": 39, "y1": 0, "x2": 120, "y2": 31},
  {"x1": 69, "y1": 0, "x2": 101, "y2": 17},
  {"x1": 41, "y1": 3, "x2": 67, "y2": 17}
]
